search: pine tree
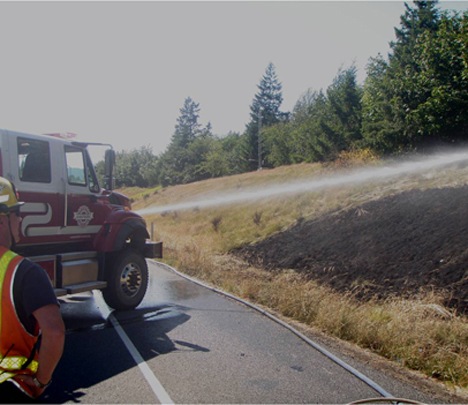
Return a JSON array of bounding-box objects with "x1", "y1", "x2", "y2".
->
[
  {"x1": 391, "y1": 1, "x2": 441, "y2": 141},
  {"x1": 392, "y1": 1, "x2": 440, "y2": 65},
  {"x1": 362, "y1": 1, "x2": 444, "y2": 152},
  {"x1": 245, "y1": 63, "x2": 287, "y2": 170},
  {"x1": 325, "y1": 66, "x2": 363, "y2": 149},
  {"x1": 158, "y1": 97, "x2": 212, "y2": 186},
  {"x1": 361, "y1": 55, "x2": 402, "y2": 153},
  {"x1": 250, "y1": 63, "x2": 285, "y2": 127},
  {"x1": 407, "y1": 10, "x2": 468, "y2": 142},
  {"x1": 172, "y1": 97, "x2": 202, "y2": 148}
]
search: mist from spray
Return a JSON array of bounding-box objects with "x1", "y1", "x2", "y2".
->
[{"x1": 136, "y1": 150, "x2": 468, "y2": 216}]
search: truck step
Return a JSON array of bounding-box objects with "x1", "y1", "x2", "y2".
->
[
  {"x1": 65, "y1": 281, "x2": 107, "y2": 294},
  {"x1": 54, "y1": 288, "x2": 68, "y2": 297}
]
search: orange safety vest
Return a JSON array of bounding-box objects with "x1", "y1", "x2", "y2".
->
[{"x1": 0, "y1": 246, "x2": 39, "y2": 397}]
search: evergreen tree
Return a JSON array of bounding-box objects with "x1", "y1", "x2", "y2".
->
[
  {"x1": 362, "y1": 1, "x2": 444, "y2": 152},
  {"x1": 361, "y1": 55, "x2": 402, "y2": 153},
  {"x1": 172, "y1": 97, "x2": 202, "y2": 148},
  {"x1": 262, "y1": 122, "x2": 292, "y2": 167},
  {"x1": 406, "y1": 10, "x2": 468, "y2": 143},
  {"x1": 245, "y1": 63, "x2": 287, "y2": 170},
  {"x1": 324, "y1": 65, "x2": 363, "y2": 151},
  {"x1": 392, "y1": 1, "x2": 440, "y2": 65},
  {"x1": 250, "y1": 62, "x2": 286, "y2": 126},
  {"x1": 287, "y1": 89, "x2": 332, "y2": 163},
  {"x1": 284, "y1": 67, "x2": 362, "y2": 164},
  {"x1": 221, "y1": 132, "x2": 251, "y2": 174},
  {"x1": 390, "y1": 1, "x2": 441, "y2": 145},
  {"x1": 158, "y1": 97, "x2": 212, "y2": 186}
]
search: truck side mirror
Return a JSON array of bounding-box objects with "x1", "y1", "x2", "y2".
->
[{"x1": 104, "y1": 149, "x2": 116, "y2": 190}]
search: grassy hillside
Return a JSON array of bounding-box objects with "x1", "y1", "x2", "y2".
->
[{"x1": 122, "y1": 152, "x2": 468, "y2": 395}]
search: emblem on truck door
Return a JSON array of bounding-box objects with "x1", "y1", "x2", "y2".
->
[{"x1": 73, "y1": 205, "x2": 94, "y2": 227}]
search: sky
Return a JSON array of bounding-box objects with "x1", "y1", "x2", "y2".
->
[{"x1": 0, "y1": 1, "x2": 466, "y2": 157}]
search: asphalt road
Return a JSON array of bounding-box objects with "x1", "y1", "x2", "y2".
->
[{"x1": 38, "y1": 261, "x2": 454, "y2": 404}]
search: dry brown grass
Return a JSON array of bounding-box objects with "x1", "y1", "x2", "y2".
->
[{"x1": 126, "y1": 156, "x2": 468, "y2": 391}]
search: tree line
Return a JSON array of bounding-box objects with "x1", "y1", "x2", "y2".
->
[{"x1": 101, "y1": 1, "x2": 467, "y2": 188}]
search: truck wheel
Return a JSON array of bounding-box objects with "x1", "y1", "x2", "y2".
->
[{"x1": 102, "y1": 249, "x2": 148, "y2": 310}]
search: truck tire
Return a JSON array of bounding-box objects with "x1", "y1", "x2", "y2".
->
[{"x1": 102, "y1": 249, "x2": 149, "y2": 310}]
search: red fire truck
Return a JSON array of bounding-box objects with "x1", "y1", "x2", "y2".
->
[{"x1": 0, "y1": 129, "x2": 162, "y2": 310}]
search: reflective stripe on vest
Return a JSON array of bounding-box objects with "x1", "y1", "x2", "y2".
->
[
  {"x1": 0, "y1": 247, "x2": 39, "y2": 386},
  {"x1": 0, "y1": 249, "x2": 17, "y2": 331}
]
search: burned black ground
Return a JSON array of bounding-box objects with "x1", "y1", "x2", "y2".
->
[{"x1": 235, "y1": 185, "x2": 468, "y2": 314}]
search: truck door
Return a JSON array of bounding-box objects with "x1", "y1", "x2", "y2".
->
[{"x1": 63, "y1": 145, "x2": 107, "y2": 248}]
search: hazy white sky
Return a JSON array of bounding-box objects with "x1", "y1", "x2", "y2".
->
[{"x1": 0, "y1": 1, "x2": 466, "y2": 155}]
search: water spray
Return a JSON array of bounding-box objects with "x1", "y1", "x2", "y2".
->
[{"x1": 137, "y1": 150, "x2": 468, "y2": 216}]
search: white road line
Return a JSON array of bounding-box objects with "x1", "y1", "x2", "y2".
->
[{"x1": 109, "y1": 313, "x2": 174, "y2": 404}]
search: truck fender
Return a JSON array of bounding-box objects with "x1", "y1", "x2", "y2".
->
[{"x1": 94, "y1": 218, "x2": 150, "y2": 253}]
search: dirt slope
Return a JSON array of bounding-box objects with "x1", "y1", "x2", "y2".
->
[{"x1": 236, "y1": 185, "x2": 468, "y2": 314}]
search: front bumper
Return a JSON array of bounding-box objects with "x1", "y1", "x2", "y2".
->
[{"x1": 144, "y1": 240, "x2": 163, "y2": 258}]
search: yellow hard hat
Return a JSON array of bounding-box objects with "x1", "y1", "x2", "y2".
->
[{"x1": 0, "y1": 177, "x2": 24, "y2": 215}]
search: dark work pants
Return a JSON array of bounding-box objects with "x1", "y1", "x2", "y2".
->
[{"x1": 0, "y1": 380, "x2": 35, "y2": 403}]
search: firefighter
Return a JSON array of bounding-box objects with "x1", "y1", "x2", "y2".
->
[{"x1": 0, "y1": 177, "x2": 65, "y2": 403}]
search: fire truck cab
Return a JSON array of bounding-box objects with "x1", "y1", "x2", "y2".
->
[{"x1": 0, "y1": 128, "x2": 162, "y2": 310}]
